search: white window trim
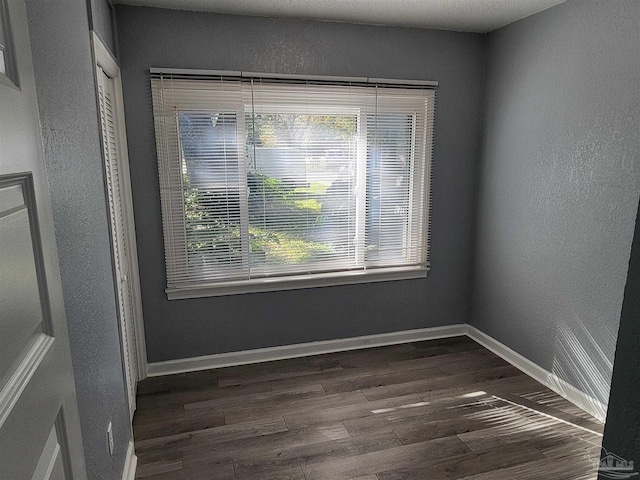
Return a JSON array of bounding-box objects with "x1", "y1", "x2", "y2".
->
[
  {"x1": 167, "y1": 266, "x2": 429, "y2": 300},
  {"x1": 152, "y1": 70, "x2": 436, "y2": 299}
]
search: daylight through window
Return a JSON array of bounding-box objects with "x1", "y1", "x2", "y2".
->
[{"x1": 151, "y1": 71, "x2": 436, "y2": 298}]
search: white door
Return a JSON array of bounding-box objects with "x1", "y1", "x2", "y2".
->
[
  {"x1": 0, "y1": 0, "x2": 86, "y2": 478},
  {"x1": 93, "y1": 34, "x2": 145, "y2": 417}
]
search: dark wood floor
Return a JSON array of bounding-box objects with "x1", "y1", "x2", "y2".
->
[{"x1": 133, "y1": 337, "x2": 603, "y2": 479}]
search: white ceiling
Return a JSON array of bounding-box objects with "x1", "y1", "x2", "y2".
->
[{"x1": 113, "y1": 0, "x2": 566, "y2": 33}]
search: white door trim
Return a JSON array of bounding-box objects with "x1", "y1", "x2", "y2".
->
[
  {"x1": 121, "y1": 441, "x2": 137, "y2": 480},
  {"x1": 91, "y1": 31, "x2": 148, "y2": 384}
]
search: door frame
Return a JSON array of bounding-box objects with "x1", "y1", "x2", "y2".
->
[{"x1": 91, "y1": 31, "x2": 148, "y2": 384}]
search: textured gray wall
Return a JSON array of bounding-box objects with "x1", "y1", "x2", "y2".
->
[
  {"x1": 25, "y1": 0, "x2": 132, "y2": 478},
  {"x1": 471, "y1": 0, "x2": 640, "y2": 406},
  {"x1": 89, "y1": 0, "x2": 116, "y2": 57},
  {"x1": 116, "y1": 6, "x2": 485, "y2": 362},
  {"x1": 599, "y1": 198, "x2": 640, "y2": 477}
]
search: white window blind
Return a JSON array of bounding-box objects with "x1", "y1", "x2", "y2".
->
[{"x1": 151, "y1": 70, "x2": 436, "y2": 299}]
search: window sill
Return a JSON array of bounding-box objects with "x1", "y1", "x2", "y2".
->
[{"x1": 166, "y1": 266, "x2": 429, "y2": 300}]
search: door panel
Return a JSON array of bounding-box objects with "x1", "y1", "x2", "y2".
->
[
  {"x1": 0, "y1": 182, "x2": 45, "y2": 384},
  {"x1": 31, "y1": 425, "x2": 66, "y2": 480},
  {"x1": 0, "y1": 0, "x2": 86, "y2": 477},
  {"x1": 96, "y1": 65, "x2": 139, "y2": 416}
]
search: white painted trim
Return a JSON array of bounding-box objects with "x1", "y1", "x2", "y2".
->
[
  {"x1": 146, "y1": 323, "x2": 608, "y2": 423},
  {"x1": 121, "y1": 441, "x2": 137, "y2": 480},
  {"x1": 91, "y1": 31, "x2": 118, "y2": 78},
  {"x1": 147, "y1": 324, "x2": 467, "y2": 376},
  {"x1": 465, "y1": 325, "x2": 608, "y2": 422},
  {"x1": 91, "y1": 31, "x2": 148, "y2": 382},
  {"x1": 167, "y1": 266, "x2": 429, "y2": 300},
  {"x1": 0, "y1": 335, "x2": 54, "y2": 428}
]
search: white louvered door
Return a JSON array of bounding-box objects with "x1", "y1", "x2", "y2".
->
[{"x1": 97, "y1": 67, "x2": 138, "y2": 416}]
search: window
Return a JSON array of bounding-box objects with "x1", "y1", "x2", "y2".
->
[
  {"x1": 151, "y1": 71, "x2": 436, "y2": 299},
  {"x1": 0, "y1": 0, "x2": 19, "y2": 88}
]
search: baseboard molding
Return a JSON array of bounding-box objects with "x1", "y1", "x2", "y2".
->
[
  {"x1": 146, "y1": 324, "x2": 467, "y2": 377},
  {"x1": 121, "y1": 441, "x2": 137, "y2": 480},
  {"x1": 465, "y1": 325, "x2": 607, "y2": 422},
  {"x1": 145, "y1": 323, "x2": 607, "y2": 423}
]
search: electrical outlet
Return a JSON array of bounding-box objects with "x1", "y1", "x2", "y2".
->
[{"x1": 107, "y1": 422, "x2": 114, "y2": 456}]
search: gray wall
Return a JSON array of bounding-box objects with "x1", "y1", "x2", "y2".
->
[
  {"x1": 471, "y1": 0, "x2": 640, "y2": 406},
  {"x1": 599, "y1": 198, "x2": 640, "y2": 477},
  {"x1": 116, "y1": 6, "x2": 485, "y2": 363},
  {"x1": 25, "y1": 0, "x2": 132, "y2": 478},
  {"x1": 88, "y1": 0, "x2": 117, "y2": 57}
]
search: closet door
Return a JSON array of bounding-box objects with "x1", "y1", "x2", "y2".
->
[{"x1": 96, "y1": 65, "x2": 140, "y2": 417}]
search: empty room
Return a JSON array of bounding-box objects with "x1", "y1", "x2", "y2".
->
[{"x1": 1, "y1": 0, "x2": 639, "y2": 479}]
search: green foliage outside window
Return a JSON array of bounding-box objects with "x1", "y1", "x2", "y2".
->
[{"x1": 181, "y1": 113, "x2": 357, "y2": 269}]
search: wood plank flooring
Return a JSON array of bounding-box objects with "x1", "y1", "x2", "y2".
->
[{"x1": 133, "y1": 336, "x2": 603, "y2": 479}]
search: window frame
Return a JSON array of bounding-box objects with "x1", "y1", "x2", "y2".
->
[
  {"x1": 151, "y1": 71, "x2": 436, "y2": 299},
  {"x1": 0, "y1": 0, "x2": 19, "y2": 89}
]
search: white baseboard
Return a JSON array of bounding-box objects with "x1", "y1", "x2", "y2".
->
[
  {"x1": 144, "y1": 323, "x2": 607, "y2": 423},
  {"x1": 465, "y1": 325, "x2": 607, "y2": 422},
  {"x1": 146, "y1": 324, "x2": 467, "y2": 377},
  {"x1": 121, "y1": 441, "x2": 137, "y2": 480}
]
